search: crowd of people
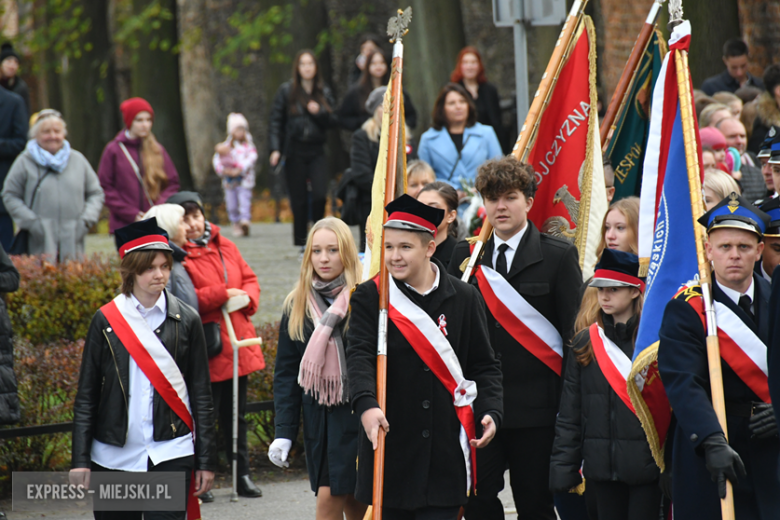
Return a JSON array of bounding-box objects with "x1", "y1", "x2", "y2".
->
[{"x1": 1, "y1": 30, "x2": 780, "y2": 520}]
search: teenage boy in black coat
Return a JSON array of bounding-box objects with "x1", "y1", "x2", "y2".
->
[
  {"x1": 448, "y1": 156, "x2": 582, "y2": 520},
  {"x1": 346, "y1": 195, "x2": 503, "y2": 520}
]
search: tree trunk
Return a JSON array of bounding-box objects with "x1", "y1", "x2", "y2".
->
[
  {"x1": 130, "y1": 0, "x2": 192, "y2": 189},
  {"x1": 685, "y1": 0, "x2": 740, "y2": 88},
  {"x1": 177, "y1": 0, "x2": 222, "y2": 191},
  {"x1": 404, "y1": 0, "x2": 467, "y2": 133},
  {"x1": 61, "y1": 0, "x2": 120, "y2": 169}
]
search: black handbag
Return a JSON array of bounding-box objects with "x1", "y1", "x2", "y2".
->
[
  {"x1": 203, "y1": 322, "x2": 222, "y2": 359},
  {"x1": 9, "y1": 167, "x2": 51, "y2": 256}
]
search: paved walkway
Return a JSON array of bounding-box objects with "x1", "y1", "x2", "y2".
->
[{"x1": 4, "y1": 223, "x2": 519, "y2": 519}]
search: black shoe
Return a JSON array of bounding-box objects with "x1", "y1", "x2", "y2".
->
[
  {"x1": 199, "y1": 490, "x2": 214, "y2": 503},
  {"x1": 237, "y1": 475, "x2": 262, "y2": 497}
]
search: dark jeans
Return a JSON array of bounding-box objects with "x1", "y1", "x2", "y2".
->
[
  {"x1": 383, "y1": 506, "x2": 461, "y2": 520},
  {"x1": 587, "y1": 480, "x2": 662, "y2": 520},
  {"x1": 0, "y1": 214, "x2": 13, "y2": 252},
  {"x1": 285, "y1": 149, "x2": 328, "y2": 246},
  {"x1": 211, "y1": 376, "x2": 250, "y2": 476},
  {"x1": 465, "y1": 426, "x2": 556, "y2": 520},
  {"x1": 91, "y1": 455, "x2": 194, "y2": 520}
]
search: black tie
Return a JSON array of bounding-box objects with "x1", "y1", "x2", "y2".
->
[
  {"x1": 738, "y1": 294, "x2": 754, "y2": 322},
  {"x1": 496, "y1": 244, "x2": 509, "y2": 276}
]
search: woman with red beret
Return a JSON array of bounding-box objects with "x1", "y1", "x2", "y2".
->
[{"x1": 97, "y1": 97, "x2": 180, "y2": 233}]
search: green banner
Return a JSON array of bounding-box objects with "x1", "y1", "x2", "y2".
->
[{"x1": 607, "y1": 30, "x2": 667, "y2": 201}]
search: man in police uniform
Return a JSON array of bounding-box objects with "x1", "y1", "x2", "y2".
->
[
  {"x1": 658, "y1": 193, "x2": 780, "y2": 519},
  {"x1": 753, "y1": 127, "x2": 779, "y2": 207}
]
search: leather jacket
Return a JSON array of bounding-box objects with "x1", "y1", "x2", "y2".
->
[{"x1": 72, "y1": 290, "x2": 216, "y2": 471}]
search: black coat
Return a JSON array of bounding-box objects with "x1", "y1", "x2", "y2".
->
[
  {"x1": 0, "y1": 76, "x2": 30, "y2": 118},
  {"x1": 770, "y1": 267, "x2": 780, "y2": 424},
  {"x1": 347, "y1": 128, "x2": 380, "y2": 224},
  {"x1": 550, "y1": 314, "x2": 659, "y2": 492},
  {"x1": 432, "y1": 235, "x2": 456, "y2": 270},
  {"x1": 72, "y1": 291, "x2": 217, "y2": 471},
  {"x1": 700, "y1": 69, "x2": 764, "y2": 96},
  {"x1": 346, "y1": 259, "x2": 503, "y2": 509},
  {"x1": 459, "y1": 81, "x2": 505, "y2": 151},
  {"x1": 448, "y1": 223, "x2": 583, "y2": 428},
  {"x1": 274, "y1": 312, "x2": 360, "y2": 495},
  {"x1": 337, "y1": 84, "x2": 417, "y2": 132},
  {"x1": 268, "y1": 81, "x2": 337, "y2": 155},
  {"x1": 0, "y1": 247, "x2": 20, "y2": 425},
  {"x1": 658, "y1": 277, "x2": 780, "y2": 519},
  {"x1": 0, "y1": 87, "x2": 28, "y2": 215}
]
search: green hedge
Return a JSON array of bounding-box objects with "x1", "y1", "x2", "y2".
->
[{"x1": 1, "y1": 256, "x2": 280, "y2": 496}]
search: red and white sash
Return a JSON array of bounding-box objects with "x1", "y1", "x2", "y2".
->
[
  {"x1": 475, "y1": 265, "x2": 563, "y2": 375},
  {"x1": 686, "y1": 295, "x2": 771, "y2": 403},
  {"x1": 713, "y1": 301, "x2": 770, "y2": 403},
  {"x1": 589, "y1": 323, "x2": 636, "y2": 414},
  {"x1": 101, "y1": 295, "x2": 201, "y2": 520},
  {"x1": 381, "y1": 278, "x2": 478, "y2": 494}
]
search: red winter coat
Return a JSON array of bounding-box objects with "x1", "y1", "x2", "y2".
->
[{"x1": 182, "y1": 224, "x2": 265, "y2": 382}]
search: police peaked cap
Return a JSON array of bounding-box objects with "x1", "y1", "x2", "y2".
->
[
  {"x1": 758, "y1": 126, "x2": 778, "y2": 159},
  {"x1": 697, "y1": 192, "x2": 769, "y2": 237},
  {"x1": 115, "y1": 217, "x2": 172, "y2": 259},
  {"x1": 384, "y1": 194, "x2": 445, "y2": 237},
  {"x1": 590, "y1": 249, "x2": 645, "y2": 292},
  {"x1": 769, "y1": 132, "x2": 780, "y2": 165},
  {"x1": 759, "y1": 197, "x2": 780, "y2": 238}
]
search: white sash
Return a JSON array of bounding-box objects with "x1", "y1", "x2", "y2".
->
[
  {"x1": 113, "y1": 294, "x2": 192, "y2": 419},
  {"x1": 387, "y1": 280, "x2": 476, "y2": 492}
]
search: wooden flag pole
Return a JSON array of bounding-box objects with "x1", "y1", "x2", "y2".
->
[
  {"x1": 461, "y1": 0, "x2": 589, "y2": 282},
  {"x1": 599, "y1": 0, "x2": 664, "y2": 149},
  {"x1": 673, "y1": 25, "x2": 737, "y2": 520},
  {"x1": 372, "y1": 9, "x2": 412, "y2": 520}
]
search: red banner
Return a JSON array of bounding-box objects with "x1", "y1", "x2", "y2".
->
[{"x1": 527, "y1": 25, "x2": 592, "y2": 234}]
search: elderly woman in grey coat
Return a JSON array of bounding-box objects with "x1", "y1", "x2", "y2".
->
[
  {"x1": 2, "y1": 109, "x2": 104, "y2": 261},
  {"x1": 143, "y1": 203, "x2": 199, "y2": 311}
]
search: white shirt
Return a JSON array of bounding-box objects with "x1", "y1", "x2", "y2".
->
[
  {"x1": 405, "y1": 263, "x2": 441, "y2": 297},
  {"x1": 91, "y1": 293, "x2": 194, "y2": 471},
  {"x1": 716, "y1": 278, "x2": 755, "y2": 314},
  {"x1": 491, "y1": 223, "x2": 528, "y2": 272}
]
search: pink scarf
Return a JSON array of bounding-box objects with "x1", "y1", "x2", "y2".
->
[{"x1": 298, "y1": 275, "x2": 350, "y2": 406}]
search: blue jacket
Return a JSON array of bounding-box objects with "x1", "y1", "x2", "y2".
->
[{"x1": 417, "y1": 123, "x2": 502, "y2": 189}]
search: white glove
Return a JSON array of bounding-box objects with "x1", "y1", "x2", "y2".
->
[{"x1": 268, "y1": 438, "x2": 292, "y2": 468}]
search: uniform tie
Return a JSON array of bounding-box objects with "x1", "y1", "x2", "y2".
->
[
  {"x1": 738, "y1": 294, "x2": 754, "y2": 322},
  {"x1": 496, "y1": 243, "x2": 509, "y2": 276}
]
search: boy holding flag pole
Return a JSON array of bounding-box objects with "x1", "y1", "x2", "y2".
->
[{"x1": 346, "y1": 8, "x2": 503, "y2": 520}]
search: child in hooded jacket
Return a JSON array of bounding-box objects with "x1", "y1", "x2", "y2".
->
[{"x1": 213, "y1": 113, "x2": 257, "y2": 237}]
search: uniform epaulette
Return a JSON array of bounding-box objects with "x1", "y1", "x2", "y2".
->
[{"x1": 672, "y1": 283, "x2": 702, "y2": 301}]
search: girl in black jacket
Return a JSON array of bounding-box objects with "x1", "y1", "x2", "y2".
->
[
  {"x1": 269, "y1": 217, "x2": 366, "y2": 520},
  {"x1": 417, "y1": 181, "x2": 459, "y2": 269},
  {"x1": 550, "y1": 249, "x2": 661, "y2": 520},
  {"x1": 338, "y1": 50, "x2": 417, "y2": 132},
  {"x1": 268, "y1": 50, "x2": 337, "y2": 247}
]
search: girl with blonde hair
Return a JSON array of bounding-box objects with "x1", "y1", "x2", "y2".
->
[
  {"x1": 270, "y1": 217, "x2": 366, "y2": 520},
  {"x1": 578, "y1": 197, "x2": 641, "y2": 334},
  {"x1": 703, "y1": 168, "x2": 741, "y2": 210}
]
